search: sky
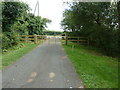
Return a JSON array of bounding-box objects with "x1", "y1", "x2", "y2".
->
[
  {"x1": 21, "y1": 0, "x2": 69, "y2": 31},
  {"x1": 20, "y1": 0, "x2": 114, "y2": 31}
]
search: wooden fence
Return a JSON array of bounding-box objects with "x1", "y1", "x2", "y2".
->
[
  {"x1": 18, "y1": 34, "x2": 89, "y2": 45},
  {"x1": 18, "y1": 34, "x2": 47, "y2": 44},
  {"x1": 61, "y1": 36, "x2": 89, "y2": 45}
]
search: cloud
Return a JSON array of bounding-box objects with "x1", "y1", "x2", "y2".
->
[{"x1": 21, "y1": 0, "x2": 66, "y2": 31}]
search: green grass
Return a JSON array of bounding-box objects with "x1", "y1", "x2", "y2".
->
[
  {"x1": 1, "y1": 42, "x2": 38, "y2": 70},
  {"x1": 62, "y1": 41, "x2": 118, "y2": 88}
]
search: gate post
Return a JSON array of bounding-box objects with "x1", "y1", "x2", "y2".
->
[
  {"x1": 65, "y1": 33, "x2": 68, "y2": 45},
  {"x1": 34, "y1": 34, "x2": 37, "y2": 44},
  {"x1": 25, "y1": 35, "x2": 28, "y2": 43}
]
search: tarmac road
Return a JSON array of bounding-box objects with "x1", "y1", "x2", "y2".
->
[{"x1": 2, "y1": 37, "x2": 83, "y2": 88}]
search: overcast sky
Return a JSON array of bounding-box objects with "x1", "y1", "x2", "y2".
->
[
  {"x1": 20, "y1": 0, "x2": 69, "y2": 31},
  {"x1": 20, "y1": 0, "x2": 114, "y2": 31}
]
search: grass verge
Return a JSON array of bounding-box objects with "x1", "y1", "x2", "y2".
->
[
  {"x1": 62, "y1": 41, "x2": 118, "y2": 88},
  {"x1": 1, "y1": 42, "x2": 38, "y2": 70}
]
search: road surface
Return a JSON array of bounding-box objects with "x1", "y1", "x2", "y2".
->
[{"x1": 2, "y1": 37, "x2": 83, "y2": 88}]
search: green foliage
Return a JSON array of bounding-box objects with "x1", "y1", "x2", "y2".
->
[
  {"x1": 2, "y1": 2, "x2": 51, "y2": 50},
  {"x1": 2, "y1": 2, "x2": 29, "y2": 49},
  {"x1": 2, "y1": 2, "x2": 29, "y2": 32},
  {"x1": 11, "y1": 11, "x2": 51, "y2": 35},
  {"x1": 26, "y1": 14, "x2": 51, "y2": 35},
  {"x1": 61, "y1": 2, "x2": 119, "y2": 57}
]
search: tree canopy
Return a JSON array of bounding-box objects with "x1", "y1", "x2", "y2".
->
[
  {"x1": 61, "y1": 2, "x2": 119, "y2": 57},
  {"x1": 2, "y1": 1, "x2": 51, "y2": 50}
]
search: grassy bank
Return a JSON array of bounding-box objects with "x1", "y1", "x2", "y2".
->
[
  {"x1": 1, "y1": 42, "x2": 38, "y2": 70},
  {"x1": 62, "y1": 41, "x2": 118, "y2": 88}
]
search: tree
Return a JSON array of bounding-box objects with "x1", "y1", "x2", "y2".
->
[
  {"x1": 117, "y1": 1, "x2": 120, "y2": 55},
  {"x1": 2, "y1": 2, "x2": 29, "y2": 32},
  {"x1": 2, "y1": 2, "x2": 29, "y2": 49},
  {"x1": 61, "y1": 2, "x2": 119, "y2": 57},
  {"x1": 2, "y1": 1, "x2": 51, "y2": 50}
]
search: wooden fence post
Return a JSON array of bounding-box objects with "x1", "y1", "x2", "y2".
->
[
  {"x1": 65, "y1": 33, "x2": 68, "y2": 45},
  {"x1": 25, "y1": 35, "x2": 28, "y2": 43},
  {"x1": 65, "y1": 36, "x2": 68, "y2": 45},
  {"x1": 34, "y1": 34, "x2": 37, "y2": 44}
]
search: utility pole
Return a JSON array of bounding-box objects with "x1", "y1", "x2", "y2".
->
[
  {"x1": 34, "y1": 0, "x2": 39, "y2": 16},
  {"x1": 34, "y1": 0, "x2": 40, "y2": 35},
  {"x1": 34, "y1": 1, "x2": 38, "y2": 15},
  {"x1": 38, "y1": 0, "x2": 39, "y2": 16},
  {"x1": 37, "y1": 0, "x2": 40, "y2": 34}
]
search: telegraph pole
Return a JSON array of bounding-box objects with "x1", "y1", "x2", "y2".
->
[
  {"x1": 34, "y1": 0, "x2": 40, "y2": 35},
  {"x1": 38, "y1": 0, "x2": 40, "y2": 34},
  {"x1": 34, "y1": 1, "x2": 38, "y2": 15},
  {"x1": 34, "y1": 0, "x2": 39, "y2": 16},
  {"x1": 38, "y1": 0, "x2": 39, "y2": 16}
]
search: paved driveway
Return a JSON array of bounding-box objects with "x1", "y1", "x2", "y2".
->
[{"x1": 2, "y1": 37, "x2": 83, "y2": 88}]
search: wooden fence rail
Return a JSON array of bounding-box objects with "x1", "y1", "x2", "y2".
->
[
  {"x1": 19, "y1": 34, "x2": 47, "y2": 44},
  {"x1": 61, "y1": 36, "x2": 89, "y2": 45},
  {"x1": 19, "y1": 34, "x2": 89, "y2": 45}
]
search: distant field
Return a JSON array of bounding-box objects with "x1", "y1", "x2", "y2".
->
[
  {"x1": 2, "y1": 42, "x2": 38, "y2": 70},
  {"x1": 62, "y1": 41, "x2": 118, "y2": 88}
]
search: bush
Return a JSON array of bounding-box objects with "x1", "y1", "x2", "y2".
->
[
  {"x1": 2, "y1": 33, "x2": 11, "y2": 49},
  {"x1": 2, "y1": 32, "x2": 19, "y2": 50}
]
